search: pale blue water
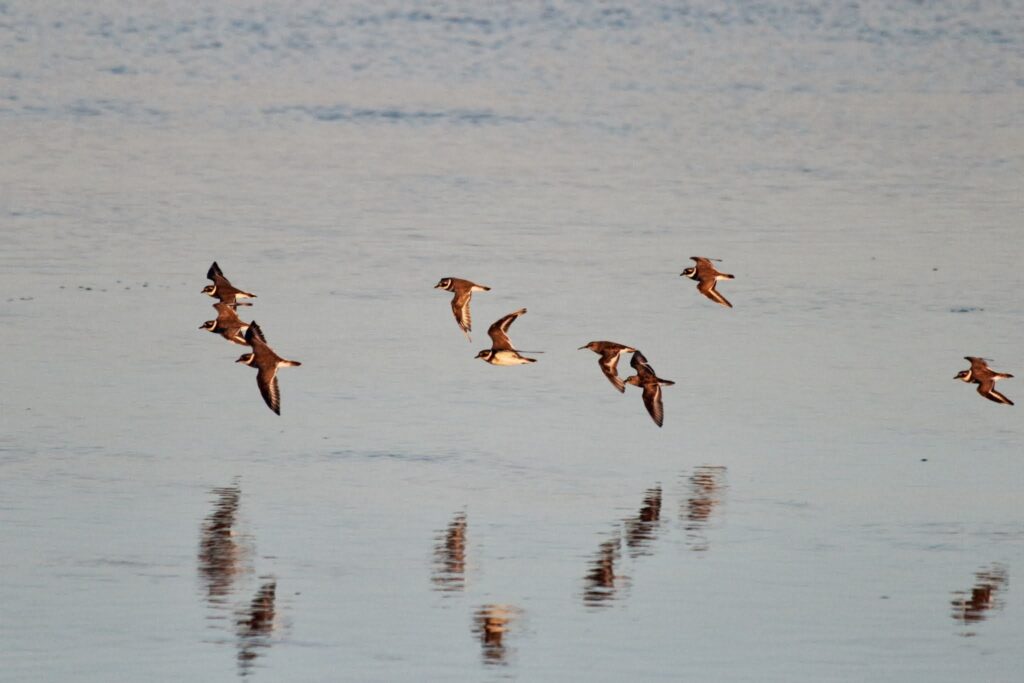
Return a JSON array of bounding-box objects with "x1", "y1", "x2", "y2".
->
[{"x1": 1, "y1": 1, "x2": 1022, "y2": 681}]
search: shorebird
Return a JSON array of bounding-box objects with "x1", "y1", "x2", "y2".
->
[
  {"x1": 476, "y1": 308, "x2": 537, "y2": 365},
  {"x1": 680, "y1": 256, "x2": 734, "y2": 308},
  {"x1": 578, "y1": 341, "x2": 637, "y2": 393},
  {"x1": 955, "y1": 357, "x2": 1014, "y2": 405},
  {"x1": 623, "y1": 350, "x2": 675, "y2": 427},
  {"x1": 435, "y1": 277, "x2": 490, "y2": 341},
  {"x1": 235, "y1": 321, "x2": 301, "y2": 415},
  {"x1": 202, "y1": 261, "x2": 257, "y2": 305},
  {"x1": 199, "y1": 303, "x2": 250, "y2": 345}
]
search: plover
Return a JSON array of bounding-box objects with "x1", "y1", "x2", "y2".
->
[
  {"x1": 199, "y1": 303, "x2": 250, "y2": 346},
  {"x1": 578, "y1": 341, "x2": 637, "y2": 393},
  {"x1": 623, "y1": 350, "x2": 675, "y2": 427},
  {"x1": 202, "y1": 261, "x2": 257, "y2": 305},
  {"x1": 680, "y1": 256, "x2": 734, "y2": 308},
  {"x1": 476, "y1": 308, "x2": 537, "y2": 365},
  {"x1": 435, "y1": 277, "x2": 490, "y2": 341},
  {"x1": 955, "y1": 357, "x2": 1014, "y2": 405},
  {"x1": 235, "y1": 321, "x2": 301, "y2": 415}
]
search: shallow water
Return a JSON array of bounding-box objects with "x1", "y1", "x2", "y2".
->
[{"x1": 2, "y1": 1, "x2": 1023, "y2": 680}]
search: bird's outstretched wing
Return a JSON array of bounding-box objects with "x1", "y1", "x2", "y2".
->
[{"x1": 487, "y1": 308, "x2": 527, "y2": 351}]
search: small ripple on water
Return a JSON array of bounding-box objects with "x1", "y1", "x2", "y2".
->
[
  {"x1": 325, "y1": 448, "x2": 457, "y2": 463},
  {"x1": 262, "y1": 104, "x2": 530, "y2": 127}
]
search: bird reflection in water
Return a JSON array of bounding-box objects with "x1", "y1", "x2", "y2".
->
[
  {"x1": 682, "y1": 466, "x2": 727, "y2": 552},
  {"x1": 623, "y1": 486, "x2": 662, "y2": 557},
  {"x1": 237, "y1": 578, "x2": 277, "y2": 676},
  {"x1": 582, "y1": 486, "x2": 662, "y2": 607},
  {"x1": 951, "y1": 563, "x2": 1008, "y2": 633},
  {"x1": 432, "y1": 511, "x2": 467, "y2": 593},
  {"x1": 473, "y1": 604, "x2": 520, "y2": 666},
  {"x1": 583, "y1": 536, "x2": 627, "y2": 607},
  {"x1": 198, "y1": 482, "x2": 250, "y2": 608}
]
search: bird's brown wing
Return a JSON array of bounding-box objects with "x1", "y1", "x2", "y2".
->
[
  {"x1": 451, "y1": 289, "x2": 473, "y2": 340},
  {"x1": 222, "y1": 320, "x2": 249, "y2": 345},
  {"x1": 599, "y1": 351, "x2": 626, "y2": 393},
  {"x1": 215, "y1": 303, "x2": 243, "y2": 325},
  {"x1": 256, "y1": 366, "x2": 281, "y2": 415},
  {"x1": 698, "y1": 278, "x2": 732, "y2": 308},
  {"x1": 690, "y1": 256, "x2": 715, "y2": 269},
  {"x1": 630, "y1": 350, "x2": 650, "y2": 372},
  {"x1": 630, "y1": 350, "x2": 659, "y2": 382},
  {"x1": 211, "y1": 271, "x2": 235, "y2": 291},
  {"x1": 641, "y1": 382, "x2": 665, "y2": 427},
  {"x1": 488, "y1": 308, "x2": 526, "y2": 351},
  {"x1": 965, "y1": 357, "x2": 991, "y2": 375},
  {"x1": 977, "y1": 378, "x2": 1013, "y2": 405},
  {"x1": 245, "y1": 321, "x2": 268, "y2": 345}
]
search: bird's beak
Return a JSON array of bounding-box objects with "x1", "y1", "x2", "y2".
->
[
  {"x1": 578, "y1": 345, "x2": 587, "y2": 350},
  {"x1": 198, "y1": 324, "x2": 205, "y2": 329},
  {"x1": 236, "y1": 358, "x2": 245, "y2": 363}
]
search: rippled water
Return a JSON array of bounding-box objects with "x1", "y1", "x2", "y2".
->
[{"x1": 2, "y1": 1, "x2": 1022, "y2": 680}]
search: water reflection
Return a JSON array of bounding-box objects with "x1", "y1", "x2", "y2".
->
[
  {"x1": 583, "y1": 536, "x2": 626, "y2": 608},
  {"x1": 623, "y1": 486, "x2": 662, "y2": 557},
  {"x1": 198, "y1": 482, "x2": 247, "y2": 605},
  {"x1": 432, "y1": 511, "x2": 467, "y2": 593},
  {"x1": 582, "y1": 486, "x2": 663, "y2": 607},
  {"x1": 951, "y1": 563, "x2": 1008, "y2": 633},
  {"x1": 236, "y1": 579, "x2": 277, "y2": 676},
  {"x1": 682, "y1": 466, "x2": 727, "y2": 552},
  {"x1": 198, "y1": 483, "x2": 281, "y2": 677},
  {"x1": 472, "y1": 604, "x2": 520, "y2": 666}
]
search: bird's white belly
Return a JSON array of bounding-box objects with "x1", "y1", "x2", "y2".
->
[{"x1": 490, "y1": 351, "x2": 530, "y2": 365}]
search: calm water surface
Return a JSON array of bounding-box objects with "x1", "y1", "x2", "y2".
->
[{"x1": 2, "y1": 1, "x2": 1022, "y2": 680}]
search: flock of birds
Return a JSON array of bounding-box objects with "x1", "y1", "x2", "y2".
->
[
  {"x1": 199, "y1": 262, "x2": 301, "y2": 415},
  {"x1": 432, "y1": 258, "x2": 731, "y2": 427},
  {"x1": 199, "y1": 258, "x2": 1015, "y2": 421},
  {"x1": 434, "y1": 256, "x2": 1014, "y2": 427}
]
